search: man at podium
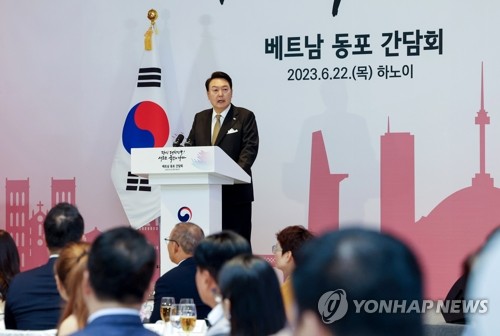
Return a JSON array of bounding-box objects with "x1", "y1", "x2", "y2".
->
[{"x1": 186, "y1": 71, "x2": 259, "y2": 245}]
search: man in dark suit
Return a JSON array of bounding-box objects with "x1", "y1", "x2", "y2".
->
[
  {"x1": 149, "y1": 222, "x2": 210, "y2": 322},
  {"x1": 71, "y1": 227, "x2": 158, "y2": 336},
  {"x1": 187, "y1": 71, "x2": 259, "y2": 245},
  {"x1": 5, "y1": 202, "x2": 85, "y2": 330}
]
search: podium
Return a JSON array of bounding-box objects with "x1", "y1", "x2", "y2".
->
[{"x1": 131, "y1": 146, "x2": 250, "y2": 274}]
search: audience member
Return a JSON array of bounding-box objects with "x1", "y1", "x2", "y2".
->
[
  {"x1": 463, "y1": 227, "x2": 500, "y2": 336},
  {"x1": 442, "y1": 225, "x2": 500, "y2": 324},
  {"x1": 273, "y1": 225, "x2": 314, "y2": 322},
  {"x1": 150, "y1": 222, "x2": 210, "y2": 322},
  {"x1": 71, "y1": 227, "x2": 157, "y2": 336},
  {"x1": 219, "y1": 254, "x2": 287, "y2": 336},
  {"x1": 194, "y1": 231, "x2": 252, "y2": 336},
  {"x1": 5, "y1": 202, "x2": 84, "y2": 330},
  {"x1": 292, "y1": 227, "x2": 423, "y2": 336},
  {"x1": 54, "y1": 241, "x2": 91, "y2": 336},
  {"x1": 0, "y1": 230, "x2": 20, "y2": 330}
]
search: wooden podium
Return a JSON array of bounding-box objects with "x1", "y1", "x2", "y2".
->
[{"x1": 131, "y1": 146, "x2": 250, "y2": 274}]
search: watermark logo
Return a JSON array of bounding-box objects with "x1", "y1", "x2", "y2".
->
[
  {"x1": 317, "y1": 289, "x2": 488, "y2": 324},
  {"x1": 318, "y1": 289, "x2": 348, "y2": 324}
]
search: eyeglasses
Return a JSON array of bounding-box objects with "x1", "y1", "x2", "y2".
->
[
  {"x1": 272, "y1": 244, "x2": 282, "y2": 254},
  {"x1": 164, "y1": 238, "x2": 179, "y2": 246}
]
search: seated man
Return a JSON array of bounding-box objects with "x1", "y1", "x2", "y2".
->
[
  {"x1": 71, "y1": 227, "x2": 158, "y2": 336},
  {"x1": 5, "y1": 202, "x2": 85, "y2": 330},
  {"x1": 150, "y1": 222, "x2": 210, "y2": 322},
  {"x1": 194, "y1": 231, "x2": 252, "y2": 336},
  {"x1": 292, "y1": 227, "x2": 424, "y2": 336}
]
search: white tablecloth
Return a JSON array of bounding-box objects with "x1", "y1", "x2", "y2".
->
[{"x1": 144, "y1": 320, "x2": 207, "y2": 335}]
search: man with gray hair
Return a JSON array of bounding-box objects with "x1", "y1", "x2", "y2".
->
[{"x1": 150, "y1": 222, "x2": 210, "y2": 322}]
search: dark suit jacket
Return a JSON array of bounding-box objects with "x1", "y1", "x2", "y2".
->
[
  {"x1": 70, "y1": 314, "x2": 158, "y2": 336},
  {"x1": 187, "y1": 104, "x2": 259, "y2": 204},
  {"x1": 149, "y1": 257, "x2": 210, "y2": 322},
  {"x1": 4, "y1": 257, "x2": 62, "y2": 330}
]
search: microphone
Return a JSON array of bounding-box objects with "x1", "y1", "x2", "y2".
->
[
  {"x1": 173, "y1": 134, "x2": 185, "y2": 147},
  {"x1": 184, "y1": 138, "x2": 193, "y2": 147}
]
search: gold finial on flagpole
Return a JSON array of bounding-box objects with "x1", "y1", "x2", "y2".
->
[
  {"x1": 144, "y1": 9, "x2": 158, "y2": 51},
  {"x1": 147, "y1": 9, "x2": 158, "y2": 25}
]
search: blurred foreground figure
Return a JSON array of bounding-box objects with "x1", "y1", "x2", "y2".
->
[{"x1": 293, "y1": 227, "x2": 423, "y2": 336}]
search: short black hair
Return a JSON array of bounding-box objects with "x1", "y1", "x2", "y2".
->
[
  {"x1": 193, "y1": 231, "x2": 251, "y2": 281},
  {"x1": 219, "y1": 255, "x2": 286, "y2": 335},
  {"x1": 44, "y1": 202, "x2": 84, "y2": 250},
  {"x1": 205, "y1": 71, "x2": 233, "y2": 91},
  {"x1": 88, "y1": 227, "x2": 156, "y2": 304},
  {"x1": 293, "y1": 227, "x2": 423, "y2": 336}
]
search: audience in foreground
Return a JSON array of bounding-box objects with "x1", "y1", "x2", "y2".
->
[
  {"x1": 70, "y1": 227, "x2": 157, "y2": 336},
  {"x1": 194, "y1": 231, "x2": 252, "y2": 336},
  {"x1": 273, "y1": 225, "x2": 314, "y2": 322},
  {"x1": 0, "y1": 229, "x2": 20, "y2": 330},
  {"x1": 150, "y1": 222, "x2": 210, "y2": 322},
  {"x1": 463, "y1": 228, "x2": 500, "y2": 336},
  {"x1": 54, "y1": 241, "x2": 91, "y2": 336},
  {"x1": 5, "y1": 202, "x2": 84, "y2": 330},
  {"x1": 219, "y1": 254, "x2": 287, "y2": 336},
  {"x1": 292, "y1": 227, "x2": 423, "y2": 336}
]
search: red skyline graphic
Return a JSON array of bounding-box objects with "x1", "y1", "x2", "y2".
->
[
  {"x1": 308, "y1": 63, "x2": 499, "y2": 299},
  {"x1": 4, "y1": 177, "x2": 160, "y2": 281}
]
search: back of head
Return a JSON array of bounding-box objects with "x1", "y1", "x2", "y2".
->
[
  {"x1": 44, "y1": 203, "x2": 84, "y2": 251},
  {"x1": 55, "y1": 241, "x2": 91, "y2": 328},
  {"x1": 194, "y1": 231, "x2": 251, "y2": 281},
  {"x1": 88, "y1": 227, "x2": 156, "y2": 305},
  {"x1": 55, "y1": 241, "x2": 91, "y2": 293},
  {"x1": 276, "y1": 225, "x2": 315, "y2": 259},
  {"x1": 171, "y1": 222, "x2": 205, "y2": 255},
  {"x1": 219, "y1": 255, "x2": 286, "y2": 336},
  {"x1": 0, "y1": 229, "x2": 20, "y2": 299},
  {"x1": 293, "y1": 227, "x2": 423, "y2": 336}
]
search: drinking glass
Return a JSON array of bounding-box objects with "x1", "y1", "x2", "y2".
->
[
  {"x1": 170, "y1": 303, "x2": 181, "y2": 330},
  {"x1": 179, "y1": 298, "x2": 194, "y2": 304},
  {"x1": 179, "y1": 303, "x2": 197, "y2": 334},
  {"x1": 160, "y1": 296, "x2": 175, "y2": 322}
]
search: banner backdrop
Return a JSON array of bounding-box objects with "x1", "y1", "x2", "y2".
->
[{"x1": 1, "y1": 0, "x2": 500, "y2": 298}]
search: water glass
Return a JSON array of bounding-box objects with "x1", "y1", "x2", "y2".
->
[{"x1": 170, "y1": 303, "x2": 181, "y2": 330}]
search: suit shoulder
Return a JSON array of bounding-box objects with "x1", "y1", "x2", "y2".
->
[
  {"x1": 195, "y1": 109, "x2": 212, "y2": 117},
  {"x1": 232, "y1": 106, "x2": 257, "y2": 122},
  {"x1": 232, "y1": 105, "x2": 255, "y2": 115}
]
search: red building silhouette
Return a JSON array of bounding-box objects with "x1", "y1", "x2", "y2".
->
[
  {"x1": 5, "y1": 177, "x2": 77, "y2": 270},
  {"x1": 308, "y1": 131, "x2": 348, "y2": 234},
  {"x1": 306, "y1": 64, "x2": 499, "y2": 298},
  {"x1": 381, "y1": 64, "x2": 499, "y2": 298},
  {"x1": 381, "y1": 119, "x2": 415, "y2": 228}
]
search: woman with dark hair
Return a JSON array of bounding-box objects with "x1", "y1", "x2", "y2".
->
[
  {"x1": 0, "y1": 229, "x2": 20, "y2": 329},
  {"x1": 218, "y1": 255, "x2": 287, "y2": 336},
  {"x1": 273, "y1": 225, "x2": 314, "y2": 322}
]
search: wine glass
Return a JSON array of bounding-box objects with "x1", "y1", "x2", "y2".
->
[
  {"x1": 179, "y1": 298, "x2": 194, "y2": 304},
  {"x1": 160, "y1": 296, "x2": 175, "y2": 322},
  {"x1": 179, "y1": 303, "x2": 197, "y2": 335},
  {"x1": 170, "y1": 303, "x2": 181, "y2": 330}
]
